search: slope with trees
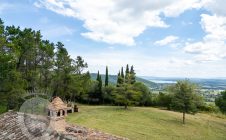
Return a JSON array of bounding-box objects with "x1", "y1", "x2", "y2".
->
[
  {"x1": 0, "y1": 18, "x2": 90, "y2": 112},
  {"x1": 0, "y1": 18, "x2": 224, "y2": 124}
]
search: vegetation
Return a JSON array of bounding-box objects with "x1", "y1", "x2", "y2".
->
[
  {"x1": 215, "y1": 91, "x2": 226, "y2": 114},
  {"x1": 0, "y1": 19, "x2": 154, "y2": 112},
  {"x1": 90, "y1": 73, "x2": 158, "y2": 88},
  {"x1": 66, "y1": 105, "x2": 226, "y2": 140},
  {"x1": 0, "y1": 18, "x2": 89, "y2": 111},
  {"x1": 0, "y1": 18, "x2": 225, "y2": 126},
  {"x1": 168, "y1": 80, "x2": 204, "y2": 124},
  {"x1": 105, "y1": 66, "x2": 108, "y2": 87}
]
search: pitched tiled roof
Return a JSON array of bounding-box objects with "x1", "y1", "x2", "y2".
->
[
  {"x1": 0, "y1": 111, "x2": 78, "y2": 140},
  {"x1": 48, "y1": 97, "x2": 67, "y2": 110},
  {"x1": 0, "y1": 111, "x2": 29, "y2": 140}
]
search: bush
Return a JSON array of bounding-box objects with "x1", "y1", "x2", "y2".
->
[
  {"x1": 199, "y1": 103, "x2": 220, "y2": 113},
  {"x1": 215, "y1": 91, "x2": 226, "y2": 114},
  {"x1": 151, "y1": 92, "x2": 172, "y2": 109},
  {"x1": 0, "y1": 105, "x2": 7, "y2": 114}
]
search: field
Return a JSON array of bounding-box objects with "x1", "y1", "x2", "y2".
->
[{"x1": 66, "y1": 105, "x2": 226, "y2": 140}]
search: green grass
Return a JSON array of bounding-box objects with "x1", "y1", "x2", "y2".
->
[
  {"x1": 66, "y1": 105, "x2": 226, "y2": 140},
  {"x1": 0, "y1": 105, "x2": 7, "y2": 114}
]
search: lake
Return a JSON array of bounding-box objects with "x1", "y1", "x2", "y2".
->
[{"x1": 149, "y1": 79, "x2": 177, "y2": 84}]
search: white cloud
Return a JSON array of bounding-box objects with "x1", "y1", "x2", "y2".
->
[
  {"x1": 184, "y1": 14, "x2": 226, "y2": 62},
  {"x1": 33, "y1": 0, "x2": 226, "y2": 77},
  {"x1": 182, "y1": 0, "x2": 226, "y2": 62},
  {"x1": 34, "y1": 0, "x2": 202, "y2": 46},
  {"x1": 163, "y1": 0, "x2": 202, "y2": 17},
  {"x1": 72, "y1": 50, "x2": 188, "y2": 75},
  {"x1": 70, "y1": 49, "x2": 226, "y2": 78},
  {"x1": 201, "y1": 0, "x2": 226, "y2": 16},
  {"x1": 154, "y1": 36, "x2": 179, "y2": 46}
]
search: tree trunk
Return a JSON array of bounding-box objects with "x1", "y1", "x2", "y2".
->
[
  {"x1": 124, "y1": 104, "x2": 128, "y2": 109},
  {"x1": 183, "y1": 111, "x2": 185, "y2": 124}
]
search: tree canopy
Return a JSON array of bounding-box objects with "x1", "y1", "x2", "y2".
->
[
  {"x1": 168, "y1": 80, "x2": 204, "y2": 124},
  {"x1": 215, "y1": 91, "x2": 226, "y2": 114}
]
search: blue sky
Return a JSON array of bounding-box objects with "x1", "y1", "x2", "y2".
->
[{"x1": 1, "y1": 0, "x2": 226, "y2": 78}]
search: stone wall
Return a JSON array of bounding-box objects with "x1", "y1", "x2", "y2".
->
[{"x1": 0, "y1": 111, "x2": 129, "y2": 140}]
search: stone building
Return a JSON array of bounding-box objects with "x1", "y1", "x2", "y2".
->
[
  {"x1": 48, "y1": 97, "x2": 68, "y2": 118},
  {"x1": 0, "y1": 97, "x2": 128, "y2": 140},
  {"x1": 48, "y1": 97, "x2": 68, "y2": 132}
]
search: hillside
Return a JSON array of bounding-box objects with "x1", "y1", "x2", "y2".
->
[
  {"x1": 90, "y1": 73, "x2": 158, "y2": 89},
  {"x1": 142, "y1": 76, "x2": 226, "y2": 90},
  {"x1": 66, "y1": 105, "x2": 226, "y2": 140}
]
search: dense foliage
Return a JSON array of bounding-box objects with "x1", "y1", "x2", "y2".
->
[
  {"x1": 215, "y1": 91, "x2": 226, "y2": 114},
  {"x1": 0, "y1": 19, "x2": 89, "y2": 112}
]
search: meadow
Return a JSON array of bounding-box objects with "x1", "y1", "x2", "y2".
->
[{"x1": 66, "y1": 105, "x2": 226, "y2": 140}]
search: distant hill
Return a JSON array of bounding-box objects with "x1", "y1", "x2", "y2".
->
[
  {"x1": 141, "y1": 76, "x2": 226, "y2": 90},
  {"x1": 90, "y1": 73, "x2": 158, "y2": 89},
  {"x1": 90, "y1": 73, "x2": 226, "y2": 90}
]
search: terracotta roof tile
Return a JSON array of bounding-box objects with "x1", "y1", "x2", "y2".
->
[{"x1": 48, "y1": 97, "x2": 67, "y2": 110}]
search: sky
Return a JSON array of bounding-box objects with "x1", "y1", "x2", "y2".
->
[{"x1": 0, "y1": 0, "x2": 226, "y2": 78}]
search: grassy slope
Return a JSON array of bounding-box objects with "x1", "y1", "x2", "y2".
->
[{"x1": 66, "y1": 105, "x2": 226, "y2": 140}]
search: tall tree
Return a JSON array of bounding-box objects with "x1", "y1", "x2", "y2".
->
[
  {"x1": 117, "y1": 71, "x2": 121, "y2": 87},
  {"x1": 105, "y1": 66, "x2": 109, "y2": 87},
  {"x1": 74, "y1": 56, "x2": 88, "y2": 74},
  {"x1": 169, "y1": 80, "x2": 204, "y2": 124},
  {"x1": 130, "y1": 65, "x2": 136, "y2": 84},
  {"x1": 96, "y1": 71, "x2": 102, "y2": 102},
  {"x1": 39, "y1": 40, "x2": 54, "y2": 92},
  {"x1": 99, "y1": 75, "x2": 102, "y2": 93},
  {"x1": 117, "y1": 71, "x2": 124, "y2": 86},
  {"x1": 114, "y1": 84, "x2": 142, "y2": 109},
  {"x1": 53, "y1": 42, "x2": 73, "y2": 98},
  {"x1": 96, "y1": 71, "x2": 100, "y2": 81},
  {"x1": 125, "y1": 64, "x2": 130, "y2": 84},
  {"x1": 121, "y1": 67, "x2": 124, "y2": 83}
]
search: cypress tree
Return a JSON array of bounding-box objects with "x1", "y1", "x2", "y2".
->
[
  {"x1": 98, "y1": 74, "x2": 103, "y2": 103},
  {"x1": 96, "y1": 71, "x2": 102, "y2": 102},
  {"x1": 117, "y1": 71, "x2": 121, "y2": 87},
  {"x1": 96, "y1": 70, "x2": 100, "y2": 81},
  {"x1": 105, "y1": 66, "x2": 109, "y2": 87},
  {"x1": 99, "y1": 75, "x2": 102, "y2": 92},
  {"x1": 121, "y1": 67, "x2": 124, "y2": 83},
  {"x1": 125, "y1": 64, "x2": 130, "y2": 84},
  {"x1": 130, "y1": 65, "x2": 136, "y2": 84}
]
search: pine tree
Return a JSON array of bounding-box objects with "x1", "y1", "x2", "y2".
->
[
  {"x1": 96, "y1": 70, "x2": 102, "y2": 102},
  {"x1": 121, "y1": 67, "x2": 124, "y2": 83},
  {"x1": 98, "y1": 74, "x2": 103, "y2": 103},
  {"x1": 117, "y1": 71, "x2": 121, "y2": 87},
  {"x1": 130, "y1": 65, "x2": 136, "y2": 84},
  {"x1": 99, "y1": 75, "x2": 102, "y2": 92},
  {"x1": 170, "y1": 80, "x2": 203, "y2": 124},
  {"x1": 96, "y1": 71, "x2": 100, "y2": 81},
  {"x1": 105, "y1": 66, "x2": 109, "y2": 87},
  {"x1": 125, "y1": 64, "x2": 130, "y2": 84}
]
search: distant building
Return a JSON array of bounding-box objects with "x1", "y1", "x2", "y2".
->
[
  {"x1": 0, "y1": 97, "x2": 127, "y2": 140},
  {"x1": 47, "y1": 97, "x2": 69, "y2": 132}
]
